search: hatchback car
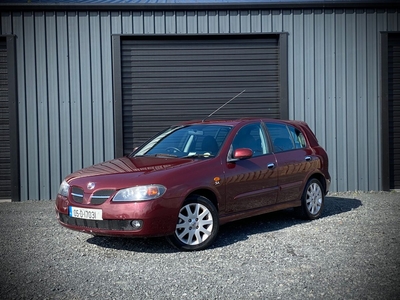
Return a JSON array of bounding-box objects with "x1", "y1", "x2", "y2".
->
[{"x1": 55, "y1": 118, "x2": 330, "y2": 251}]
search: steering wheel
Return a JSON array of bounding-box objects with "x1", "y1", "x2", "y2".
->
[{"x1": 165, "y1": 147, "x2": 182, "y2": 154}]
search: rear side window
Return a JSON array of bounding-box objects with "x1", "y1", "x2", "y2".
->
[
  {"x1": 265, "y1": 123, "x2": 307, "y2": 152},
  {"x1": 288, "y1": 126, "x2": 306, "y2": 148}
]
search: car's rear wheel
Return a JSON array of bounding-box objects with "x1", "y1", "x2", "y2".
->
[
  {"x1": 166, "y1": 195, "x2": 219, "y2": 251},
  {"x1": 295, "y1": 178, "x2": 324, "y2": 220}
]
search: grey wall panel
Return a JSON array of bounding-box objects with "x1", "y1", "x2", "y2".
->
[
  {"x1": 366, "y1": 11, "x2": 380, "y2": 191},
  {"x1": 12, "y1": 13, "x2": 27, "y2": 201},
  {"x1": 45, "y1": 12, "x2": 61, "y2": 198},
  {"x1": 335, "y1": 10, "x2": 348, "y2": 192},
  {"x1": 68, "y1": 12, "x2": 83, "y2": 173},
  {"x1": 35, "y1": 12, "x2": 50, "y2": 199},
  {"x1": 57, "y1": 12, "x2": 72, "y2": 194},
  {"x1": 24, "y1": 12, "x2": 39, "y2": 199},
  {"x1": 90, "y1": 12, "x2": 104, "y2": 166},
  {"x1": 79, "y1": 12, "x2": 93, "y2": 169},
  {"x1": 100, "y1": 12, "x2": 115, "y2": 163},
  {"x1": 0, "y1": 8, "x2": 399, "y2": 199}
]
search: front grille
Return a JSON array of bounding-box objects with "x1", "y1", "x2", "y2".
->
[
  {"x1": 59, "y1": 213, "x2": 135, "y2": 231},
  {"x1": 91, "y1": 189, "x2": 115, "y2": 205},
  {"x1": 71, "y1": 187, "x2": 84, "y2": 203}
]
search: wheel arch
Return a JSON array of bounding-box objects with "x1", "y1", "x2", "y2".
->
[
  {"x1": 308, "y1": 173, "x2": 327, "y2": 194},
  {"x1": 187, "y1": 189, "x2": 219, "y2": 212}
]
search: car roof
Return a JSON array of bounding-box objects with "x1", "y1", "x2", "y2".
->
[{"x1": 179, "y1": 118, "x2": 308, "y2": 127}]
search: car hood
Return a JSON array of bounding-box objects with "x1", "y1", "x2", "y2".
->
[{"x1": 65, "y1": 156, "x2": 202, "y2": 190}]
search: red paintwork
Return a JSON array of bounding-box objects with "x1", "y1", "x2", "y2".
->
[{"x1": 55, "y1": 118, "x2": 330, "y2": 237}]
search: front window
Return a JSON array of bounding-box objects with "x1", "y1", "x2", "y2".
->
[
  {"x1": 231, "y1": 123, "x2": 269, "y2": 157},
  {"x1": 132, "y1": 124, "x2": 232, "y2": 158}
]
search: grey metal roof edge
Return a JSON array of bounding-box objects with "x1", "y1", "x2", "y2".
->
[{"x1": 1, "y1": 2, "x2": 399, "y2": 11}]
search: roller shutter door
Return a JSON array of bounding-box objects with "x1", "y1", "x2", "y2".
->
[
  {"x1": 0, "y1": 39, "x2": 11, "y2": 199},
  {"x1": 121, "y1": 35, "x2": 280, "y2": 155},
  {"x1": 388, "y1": 34, "x2": 400, "y2": 189}
]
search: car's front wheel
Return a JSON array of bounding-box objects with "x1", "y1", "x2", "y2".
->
[
  {"x1": 295, "y1": 178, "x2": 325, "y2": 220},
  {"x1": 166, "y1": 195, "x2": 219, "y2": 251}
]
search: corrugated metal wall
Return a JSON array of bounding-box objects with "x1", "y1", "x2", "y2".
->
[{"x1": 0, "y1": 8, "x2": 399, "y2": 200}]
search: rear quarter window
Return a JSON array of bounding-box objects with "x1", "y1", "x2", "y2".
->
[
  {"x1": 288, "y1": 126, "x2": 307, "y2": 148},
  {"x1": 265, "y1": 123, "x2": 306, "y2": 152}
]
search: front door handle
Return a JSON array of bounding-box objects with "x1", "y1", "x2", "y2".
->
[
  {"x1": 305, "y1": 156, "x2": 312, "y2": 161},
  {"x1": 267, "y1": 163, "x2": 275, "y2": 169}
]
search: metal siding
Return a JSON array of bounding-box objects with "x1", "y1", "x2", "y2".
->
[
  {"x1": 261, "y1": 10, "x2": 272, "y2": 32},
  {"x1": 68, "y1": 12, "x2": 83, "y2": 172},
  {"x1": 229, "y1": 11, "x2": 240, "y2": 33},
  {"x1": 325, "y1": 10, "x2": 337, "y2": 192},
  {"x1": 314, "y1": 10, "x2": 326, "y2": 160},
  {"x1": 0, "y1": 38, "x2": 11, "y2": 199},
  {"x1": 293, "y1": 10, "x2": 304, "y2": 120},
  {"x1": 304, "y1": 10, "x2": 315, "y2": 130},
  {"x1": 144, "y1": 11, "x2": 154, "y2": 34},
  {"x1": 208, "y1": 11, "x2": 218, "y2": 33},
  {"x1": 111, "y1": 11, "x2": 121, "y2": 34},
  {"x1": 1, "y1": 8, "x2": 399, "y2": 199},
  {"x1": 335, "y1": 10, "x2": 348, "y2": 191},
  {"x1": 366, "y1": 10, "x2": 379, "y2": 191},
  {"x1": 79, "y1": 12, "x2": 94, "y2": 168},
  {"x1": 377, "y1": 10, "x2": 387, "y2": 188},
  {"x1": 122, "y1": 11, "x2": 133, "y2": 34},
  {"x1": 1, "y1": 12, "x2": 12, "y2": 34},
  {"x1": 90, "y1": 12, "x2": 104, "y2": 165},
  {"x1": 176, "y1": 11, "x2": 186, "y2": 33},
  {"x1": 187, "y1": 10, "x2": 197, "y2": 34},
  {"x1": 100, "y1": 11, "x2": 115, "y2": 162},
  {"x1": 345, "y1": 10, "x2": 358, "y2": 191},
  {"x1": 56, "y1": 12, "x2": 72, "y2": 190},
  {"x1": 282, "y1": 9, "x2": 293, "y2": 129},
  {"x1": 24, "y1": 12, "x2": 40, "y2": 199},
  {"x1": 46, "y1": 12, "x2": 61, "y2": 197},
  {"x1": 356, "y1": 10, "x2": 368, "y2": 191},
  {"x1": 35, "y1": 12, "x2": 50, "y2": 199},
  {"x1": 198, "y1": 11, "x2": 207, "y2": 34}
]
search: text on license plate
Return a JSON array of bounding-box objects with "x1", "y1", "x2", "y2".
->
[{"x1": 69, "y1": 206, "x2": 103, "y2": 220}]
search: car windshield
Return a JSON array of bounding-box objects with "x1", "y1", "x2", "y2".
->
[{"x1": 132, "y1": 124, "x2": 232, "y2": 158}]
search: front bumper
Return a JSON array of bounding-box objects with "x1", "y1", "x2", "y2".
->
[{"x1": 55, "y1": 194, "x2": 182, "y2": 237}]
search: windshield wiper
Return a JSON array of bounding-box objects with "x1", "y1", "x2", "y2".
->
[
  {"x1": 183, "y1": 153, "x2": 215, "y2": 158},
  {"x1": 153, "y1": 153, "x2": 178, "y2": 158}
]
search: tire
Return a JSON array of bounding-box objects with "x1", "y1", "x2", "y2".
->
[
  {"x1": 166, "y1": 195, "x2": 219, "y2": 251},
  {"x1": 295, "y1": 178, "x2": 324, "y2": 220}
]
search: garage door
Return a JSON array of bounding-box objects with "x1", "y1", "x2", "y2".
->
[
  {"x1": 0, "y1": 38, "x2": 11, "y2": 199},
  {"x1": 388, "y1": 34, "x2": 400, "y2": 189},
  {"x1": 120, "y1": 35, "x2": 281, "y2": 155}
]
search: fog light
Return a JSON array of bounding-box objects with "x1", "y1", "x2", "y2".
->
[{"x1": 130, "y1": 220, "x2": 143, "y2": 230}]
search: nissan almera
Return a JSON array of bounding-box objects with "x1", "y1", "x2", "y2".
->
[{"x1": 55, "y1": 118, "x2": 330, "y2": 251}]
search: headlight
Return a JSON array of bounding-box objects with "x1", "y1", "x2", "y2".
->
[
  {"x1": 58, "y1": 180, "x2": 70, "y2": 197},
  {"x1": 113, "y1": 185, "x2": 166, "y2": 202}
]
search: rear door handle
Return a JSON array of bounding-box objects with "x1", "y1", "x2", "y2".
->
[
  {"x1": 305, "y1": 156, "x2": 312, "y2": 161},
  {"x1": 267, "y1": 163, "x2": 275, "y2": 169}
]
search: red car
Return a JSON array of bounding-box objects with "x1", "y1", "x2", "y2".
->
[{"x1": 55, "y1": 118, "x2": 330, "y2": 251}]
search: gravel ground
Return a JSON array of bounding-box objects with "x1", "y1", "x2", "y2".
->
[{"x1": 0, "y1": 191, "x2": 399, "y2": 300}]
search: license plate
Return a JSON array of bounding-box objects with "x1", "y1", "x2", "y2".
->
[{"x1": 69, "y1": 206, "x2": 103, "y2": 220}]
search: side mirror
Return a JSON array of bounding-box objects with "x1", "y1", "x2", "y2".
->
[{"x1": 228, "y1": 148, "x2": 253, "y2": 162}]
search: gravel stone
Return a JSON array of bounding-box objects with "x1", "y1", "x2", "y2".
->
[{"x1": 0, "y1": 191, "x2": 399, "y2": 299}]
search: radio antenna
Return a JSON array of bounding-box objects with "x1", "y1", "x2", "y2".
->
[{"x1": 202, "y1": 89, "x2": 246, "y2": 122}]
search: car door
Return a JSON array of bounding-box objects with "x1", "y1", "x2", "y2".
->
[
  {"x1": 265, "y1": 122, "x2": 315, "y2": 204},
  {"x1": 223, "y1": 123, "x2": 278, "y2": 214}
]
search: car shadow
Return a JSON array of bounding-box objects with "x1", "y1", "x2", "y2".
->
[
  {"x1": 86, "y1": 195, "x2": 362, "y2": 253},
  {"x1": 213, "y1": 195, "x2": 362, "y2": 248}
]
